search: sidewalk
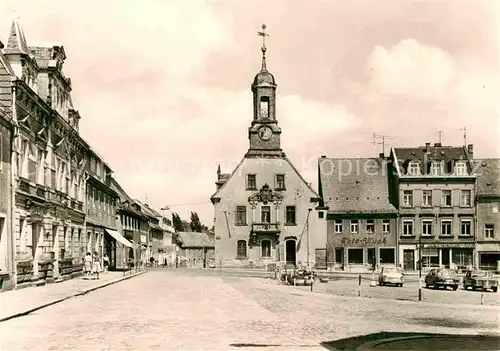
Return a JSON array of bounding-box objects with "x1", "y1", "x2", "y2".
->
[{"x1": 0, "y1": 270, "x2": 146, "y2": 322}]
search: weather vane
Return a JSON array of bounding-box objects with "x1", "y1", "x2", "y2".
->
[{"x1": 257, "y1": 24, "x2": 269, "y2": 71}]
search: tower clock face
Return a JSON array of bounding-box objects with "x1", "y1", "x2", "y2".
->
[{"x1": 258, "y1": 126, "x2": 272, "y2": 141}]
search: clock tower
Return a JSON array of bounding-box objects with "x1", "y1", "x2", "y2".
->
[{"x1": 246, "y1": 25, "x2": 284, "y2": 158}]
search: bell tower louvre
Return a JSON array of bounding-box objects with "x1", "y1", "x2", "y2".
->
[{"x1": 246, "y1": 24, "x2": 283, "y2": 158}]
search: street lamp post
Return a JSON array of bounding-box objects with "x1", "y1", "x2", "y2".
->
[{"x1": 307, "y1": 208, "x2": 312, "y2": 268}]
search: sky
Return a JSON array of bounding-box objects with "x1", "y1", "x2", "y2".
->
[{"x1": 0, "y1": 0, "x2": 498, "y2": 226}]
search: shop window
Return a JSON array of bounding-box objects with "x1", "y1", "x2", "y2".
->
[
  {"x1": 348, "y1": 248, "x2": 363, "y2": 264},
  {"x1": 379, "y1": 248, "x2": 395, "y2": 264},
  {"x1": 367, "y1": 248, "x2": 376, "y2": 266}
]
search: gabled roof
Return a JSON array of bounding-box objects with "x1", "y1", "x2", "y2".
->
[
  {"x1": 177, "y1": 231, "x2": 215, "y2": 248},
  {"x1": 475, "y1": 158, "x2": 500, "y2": 197},
  {"x1": 210, "y1": 155, "x2": 320, "y2": 202},
  {"x1": 5, "y1": 19, "x2": 30, "y2": 55},
  {"x1": 318, "y1": 157, "x2": 397, "y2": 214}
]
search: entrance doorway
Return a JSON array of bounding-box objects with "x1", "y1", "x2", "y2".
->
[
  {"x1": 285, "y1": 240, "x2": 296, "y2": 266},
  {"x1": 403, "y1": 249, "x2": 415, "y2": 271}
]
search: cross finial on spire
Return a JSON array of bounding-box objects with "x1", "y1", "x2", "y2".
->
[{"x1": 257, "y1": 24, "x2": 269, "y2": 72}]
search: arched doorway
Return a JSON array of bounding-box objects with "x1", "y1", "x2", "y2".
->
[{"x1": 285, "y1": 239, "x2": 296, "y2": 266}]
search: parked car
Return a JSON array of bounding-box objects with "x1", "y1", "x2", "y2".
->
[
  {"x1": 463, "y1": 270, "x2": 498, "y2": 292},
  {"x1": 378, "y1": 267, "x2": 404, "y2": 287},
  {"x1": 425, "y1": 268, "x2": 460, "y2": 290}
]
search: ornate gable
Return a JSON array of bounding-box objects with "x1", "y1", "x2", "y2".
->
[{"x1": 248, "y1": 183, "x2": 283, "y2": 205}]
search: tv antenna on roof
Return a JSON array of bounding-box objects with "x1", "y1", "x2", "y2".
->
[
  {"x1": 371, "y1": 133, "x2": 395, "y2": 156},
  {"x1": 456, "y1": 126, "x2": 467, "y2": 146}
]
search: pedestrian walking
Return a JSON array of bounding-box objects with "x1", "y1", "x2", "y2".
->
[
  {"x1": 164, "y1": 257, "x2": 167, "y2": 268},
  {"x1": 93, "y1": 251, "x2": 101, "y2": 279},
  {"x1": 103, "y1": 254, "x2": 110, "y2": 273},
  {"x1": 84, "y1": 252, "x2": 92, "y2": 278}
]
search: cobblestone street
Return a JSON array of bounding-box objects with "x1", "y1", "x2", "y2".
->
[{"x1": 0, "y1": 269, "x2": 498, "y2": 350}]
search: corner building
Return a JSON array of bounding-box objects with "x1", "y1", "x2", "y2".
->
[{"x1": 211, "y1": 28, "x2": 327, "y2": 268}]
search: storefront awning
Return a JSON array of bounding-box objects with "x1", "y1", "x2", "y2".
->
[{"x1": 105, "y1": 229, "x2": 133, "y2": 248}]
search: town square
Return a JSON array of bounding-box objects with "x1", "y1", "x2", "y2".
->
[{"x1": 0, "y1": 0, "x2": 499, "y2": 350}]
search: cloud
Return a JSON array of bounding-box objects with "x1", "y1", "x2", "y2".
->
[{"x1": 368, "y1": 39, "x2": 456, "y2": 98}]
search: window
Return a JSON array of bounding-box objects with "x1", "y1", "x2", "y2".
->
[
  {"x1": 441, "y1": 190, "x2": 452, "y2": 206},
  {"x1": 430, "y1": 161, "x2": 441, "y2": 176},
  {"x1": 379, "y1": 248, "x2": 396, "y2": 264},
  {"x1": 441, "y1": 220, "x2": 452, "y2": 235},
  {"x1": 485, "y1": 224, "x2": 494, "y2": 239},
  {"x1": 261, "y1": 206, "x2": 271, "y2": 223},
  {"x1": 275, "y1": 174, "x2": 285, "y2": 190},
  {"x1": 36, "y1": 147, "x2": 43, "y2": 184},
  {"x1": 350, "y1": 220, "x2": 359, "y2": 233},
  {"x1": 460, "y1": 190, "x2": 471, "y2": 207},
  {"x1": 260, "y1": 96, "x2": 270, "y2": 118},
  {"x1": 236, "y1": 206, "x2": 247, "y2": 226},
  {"x1": 460, "y1": 220, "x2": 472, "y2": 236},
  {"x1": 285, "y1": 206, "x2": 296, "y2": 225},
  {"x1": 246, "y1": 174, "x2": 256, "y2": 190},
  {"x1": 422, "y1": 220, "x2": 433, "y2": 236},
  {"x1": 408, "y1": 162, "x2": 420, "y2": 176},
  {"x1": 261, "y1": 240, "x2": 271, "y2": 258},
  {"x1": 237, "y1": 240, "x2": 247, "y2": 258},
  {"x1": 403, "y1": 190, "x2": 413, "y2": 207},
  {"x1": 366, "y1": 220, "x2": 374, "y2": 233},
  {"x1": 402, "y1": 220, "x2": 413, "y2": 236},
  {"x1": 382, "y1": 220, "x2": 390, "y2": 233},
  {"x1": 455, "y1": 162, "x2": 467, "y2": 176},
  {"x1": 334, "y1": 220, "x2": 343, "y2": 234},
  {"x1": 422, "y1": 190, "x2": 432, "y2": 207},
  {"x1": 348, "y1": 248, "x2": 363, "y2": 264},
  {"x1": 318, "y1": 211, "x2": 324, "y2": 219}
]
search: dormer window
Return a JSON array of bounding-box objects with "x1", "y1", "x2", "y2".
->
[
  {"x1": 455, "y1": 162, "x2": 467, "y2": 176},
  {"x1": 430, "y1": 161, "x2": 441, "y2": 176},
  {"x1": 407, "y1": 162, "x2": 421, "y2": 176},
  {"x1": 259, "y1": 97, "x2": 270, "y2": 118}
]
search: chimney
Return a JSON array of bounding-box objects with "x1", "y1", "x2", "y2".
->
[
  {"x1": 434, "y1": 142, "x2": 442, "y2": 147},
  {"x1": 321, "y1": 155, "x2": 327, "y2": 158},
  {"x1": 467, "y1": 144, "x2": 473, "y2": 156},
  {"x1": 379, "y1": 153, "x2": 385, "y2": 159},
  {"x1": 425, "y1": 142, "x2": 431, "y2": 152}
]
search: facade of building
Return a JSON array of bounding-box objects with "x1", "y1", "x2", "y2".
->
[
  {"x1": 390, "y1": 143, "x2": 476, "y2": 271},
  {"x1": 136, "y1": 201, "x2": 164, "y2": 263},
  {"x1": 475, "y1": 158, "x2": 500, "y2": 271},
  {"x1": 0, "y1": 47, "x2": 14, "y2": 289},
  {"x1": 319, "y1": 157, "x2": 398, "y2": 273},
  {"x1": 177, "y1": 231, "x2": 215, "y2": 268},
  {"x1": 3, "y1": 20, "x2": 92, "y2": 286},
  {"x1": 210, "y1": 31, "x2": 327, "y2": 269},
  {"x1": 111, "y1": 178, "x2": 149, "y2": 265},
  {"x1": 85, "y1": 152, "x2": 122, "y2": 270}
]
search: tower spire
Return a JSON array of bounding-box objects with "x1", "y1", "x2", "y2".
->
[{"x1": 257, "y1": 24, "x2": 269, "y2": 72}]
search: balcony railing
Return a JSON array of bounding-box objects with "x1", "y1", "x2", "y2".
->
[{"x1": 251, "y1": 222, "x2": 280, "y2": 233}]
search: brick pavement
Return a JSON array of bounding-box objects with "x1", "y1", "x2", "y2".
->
[
  {"x1": 0, "y1": 269, "x2": 498, "y2": 350},
  {"x1": 0, "y1": 270, "x2": 146, "y2": 322}
]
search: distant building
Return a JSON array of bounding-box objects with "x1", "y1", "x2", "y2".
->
[
  {"x1": 176, "y1": 231, "x2": 214, "y2": 268},
  {"x1": 210, "y1": 28, "x2": 327, "y2": 269},
  {"x1": 389, "y1": 143, "x2": 476, "y2": 271},
  {"x1": 318, "y1": 157, "x2": 398, "y2": 273},
  {"x1": 475, "y1": 159, "x2": 500, "y2": 271}
]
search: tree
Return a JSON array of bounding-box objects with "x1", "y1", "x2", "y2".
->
[
  {"x1": 190, "y1": 211, "x2": 203, "y2": 232},
  {"x1": 172, "y1": 213, "x2": 184, "y2": 232}
]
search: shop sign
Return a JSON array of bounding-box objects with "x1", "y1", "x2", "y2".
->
[
  {"x1": 340, "y1": 236, "x2": 387, "y2": 246},
  {"x1": 140, "y1": 235, "x2": 147, "y2": 243},
  {"x1": 424, "y1": 243, "x2": 474, "y2": 249}
]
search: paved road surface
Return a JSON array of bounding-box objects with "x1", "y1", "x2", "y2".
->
[{"x1": 0, "y1": 269, "x2": 498, "y2": 350}]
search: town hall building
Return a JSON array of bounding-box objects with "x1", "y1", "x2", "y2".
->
[{"x1": 210, "y1": 25, "x2": 327, "y2": 269}]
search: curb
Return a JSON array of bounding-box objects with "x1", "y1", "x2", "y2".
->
[{"x1": 0, "y1": 270, "x2": 147, "y2": 323}]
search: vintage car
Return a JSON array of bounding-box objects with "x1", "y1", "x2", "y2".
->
[
  {"x1": 425, "y1": 268, "x2": 460, "y2": 290},
  {"x1": 463, "y1": 270, "x2": 498, "y2": 292},
  {"x1": 378, "y1": 267, "x2": 404, "y2": 287}
]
